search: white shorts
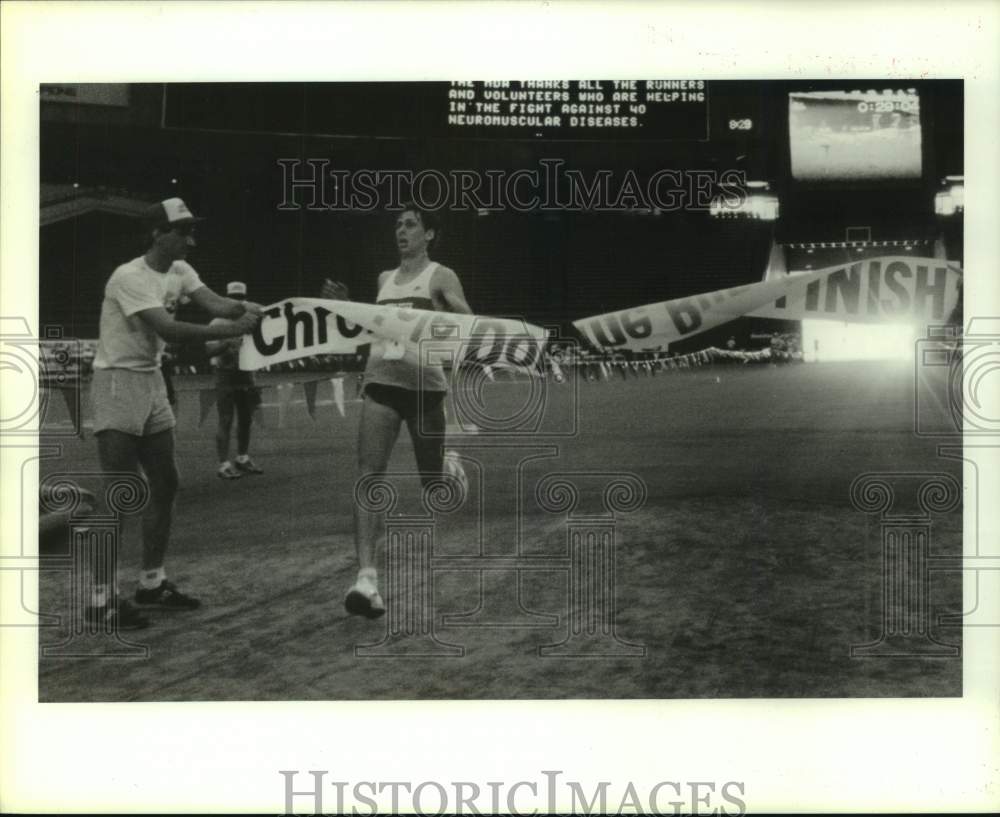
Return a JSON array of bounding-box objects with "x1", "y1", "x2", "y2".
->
[{"x1": 91, "y1": 368, "x2": 175, "y2": 437}]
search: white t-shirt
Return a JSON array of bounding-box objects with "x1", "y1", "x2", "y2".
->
[{"x1": 93, "y1": 256, "x2": 204, "y2": 372}]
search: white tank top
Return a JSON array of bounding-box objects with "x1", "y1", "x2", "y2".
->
[{"x1": 363, "y1": 261, "x2": 448, "y2": 392}]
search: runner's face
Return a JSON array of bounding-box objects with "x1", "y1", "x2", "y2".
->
[{"x1": 395, "y1": 211, "x2": 433, "y2": 257}]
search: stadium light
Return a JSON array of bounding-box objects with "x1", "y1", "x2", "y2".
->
[
  {"x1": 803, "y1": 319, "x2": 920, "y2": 362},
  {"x1": 752, "y1": 194, "x2": 780, "y2": 220},
  {"x1": 935, "y1": 192, "x2": 956, "y2": 216},
  {"x1": 709, "y1": 179, "x2": 779, "y2": 221},
  {"x1": 935, "y1": 175, "x2": 964, "y2": 216},
  {"x1": 947, "y1": 178, "x2": 964, "y2": 209}
]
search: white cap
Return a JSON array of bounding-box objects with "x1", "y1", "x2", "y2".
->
[
  {"x1": 146, "y1": 197, "x2": 204, "y2": 226},
  {"x1": 226, "y1": 281, "x2": 247, "y2": 297}
]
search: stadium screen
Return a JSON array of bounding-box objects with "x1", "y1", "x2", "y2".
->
[{"x1": 788, "y1": 89, "x2": 922, "y2": 181}]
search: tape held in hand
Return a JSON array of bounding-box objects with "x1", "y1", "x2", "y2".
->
[{"x1": 323, "y1": 279, "x2": 349, "y2": 300}]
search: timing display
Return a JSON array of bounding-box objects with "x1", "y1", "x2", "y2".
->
[
  {"x1": 445, "y1": 80, "x2": 708, "y2": 139},
  {"x1": 856, "y1": 97, "x2": 919, "y2": 113},
  {"x1": 789, "y1": 88, "x2": 923, "y2": 181}
]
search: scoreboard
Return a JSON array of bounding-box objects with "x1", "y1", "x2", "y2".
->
[
  {"x1": 444, "y1": 81, "x2": 707, "y2": 139},
  {"x1": 154, "y1": 80, "x2": 958, "y2": 186},
  {"x1": 163, "y1": 81, "x2": 726, "y2": 141}
]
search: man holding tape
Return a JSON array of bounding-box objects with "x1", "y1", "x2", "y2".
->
[
  {"x1": 323, "y1": 201, "x2": 472, "y2": 619},
  {"x1": 88, "y1": 198, "x2": 262, "y2": 629}
]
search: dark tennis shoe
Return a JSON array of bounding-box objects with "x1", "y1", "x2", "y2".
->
[
  {"x1": 344, "y1": 577, "x2": 386, "y2": 619},
  {"x1": 217, "y1": 461, "x2": 242, "y2": 480},
  {"x1": 234, "y1": 456, "x2": 264, "y2": 475},
  {"x1": 134, "y1": 580, "x2": 201, "y2": 610},
  {"x1": 86, "y1": 599, "x2": 150, "y2": 630}
]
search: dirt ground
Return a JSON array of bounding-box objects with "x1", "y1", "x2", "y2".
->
[{"x1": 36, "y1": 360, "x2": 963, "y2": 700}]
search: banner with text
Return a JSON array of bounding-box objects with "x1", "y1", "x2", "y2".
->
[
  {"x1": 239, "y1": 298, "x2": 548, "y2": 372},
  {"x1": 573, "y1": 256, "x2": 961, "y2": 351}
]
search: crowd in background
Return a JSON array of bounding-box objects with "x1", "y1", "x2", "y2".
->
[{"x1": 38, "y1": 330, "x2": 804, "y2": 387}]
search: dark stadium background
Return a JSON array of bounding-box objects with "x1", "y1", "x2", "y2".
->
[{"x1": 39, "y1": 81, "x2": 963, "y2": 351}]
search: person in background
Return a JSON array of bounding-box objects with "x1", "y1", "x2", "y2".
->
[{"x1": 206, "y1": 281, "x2": 265, "y2": 480}]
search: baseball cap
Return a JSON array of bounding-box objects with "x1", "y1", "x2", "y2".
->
[
  {"x1": 146, "y1": 197, "x2": 205, "y2": 228},
  {"x1": 226, "y1": 281, "x2": 248, "y2": 297}
]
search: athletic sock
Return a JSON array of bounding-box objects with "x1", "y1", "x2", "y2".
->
[
  {"x1": 139, "y1": 567, "x2": 166, "y2": 590},
  {"x1": 91, "y1": 584, "x2": 112, "y2": 607},
  {"x1": 357, "y1": 567, "x2": 378, "y2": 585},
  {"x1": 235, "y1": 454, "x2": 250, "y2": 463}
]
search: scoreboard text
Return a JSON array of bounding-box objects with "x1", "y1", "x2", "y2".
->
[{"x1": 445, "y1": 81, "x2": 707, "y2": 140}]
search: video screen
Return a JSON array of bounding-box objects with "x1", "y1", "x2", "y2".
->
[{"x1": 789, "y1": 89, "x2": 922, "y2": 181}]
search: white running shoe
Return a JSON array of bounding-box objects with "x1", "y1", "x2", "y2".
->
[
  {"x1": 443, "y1": 449, "x2": 469, "y2": 498},
  {"x1": 344, "y1": 575, "x2": 386, "y2": 619}
]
